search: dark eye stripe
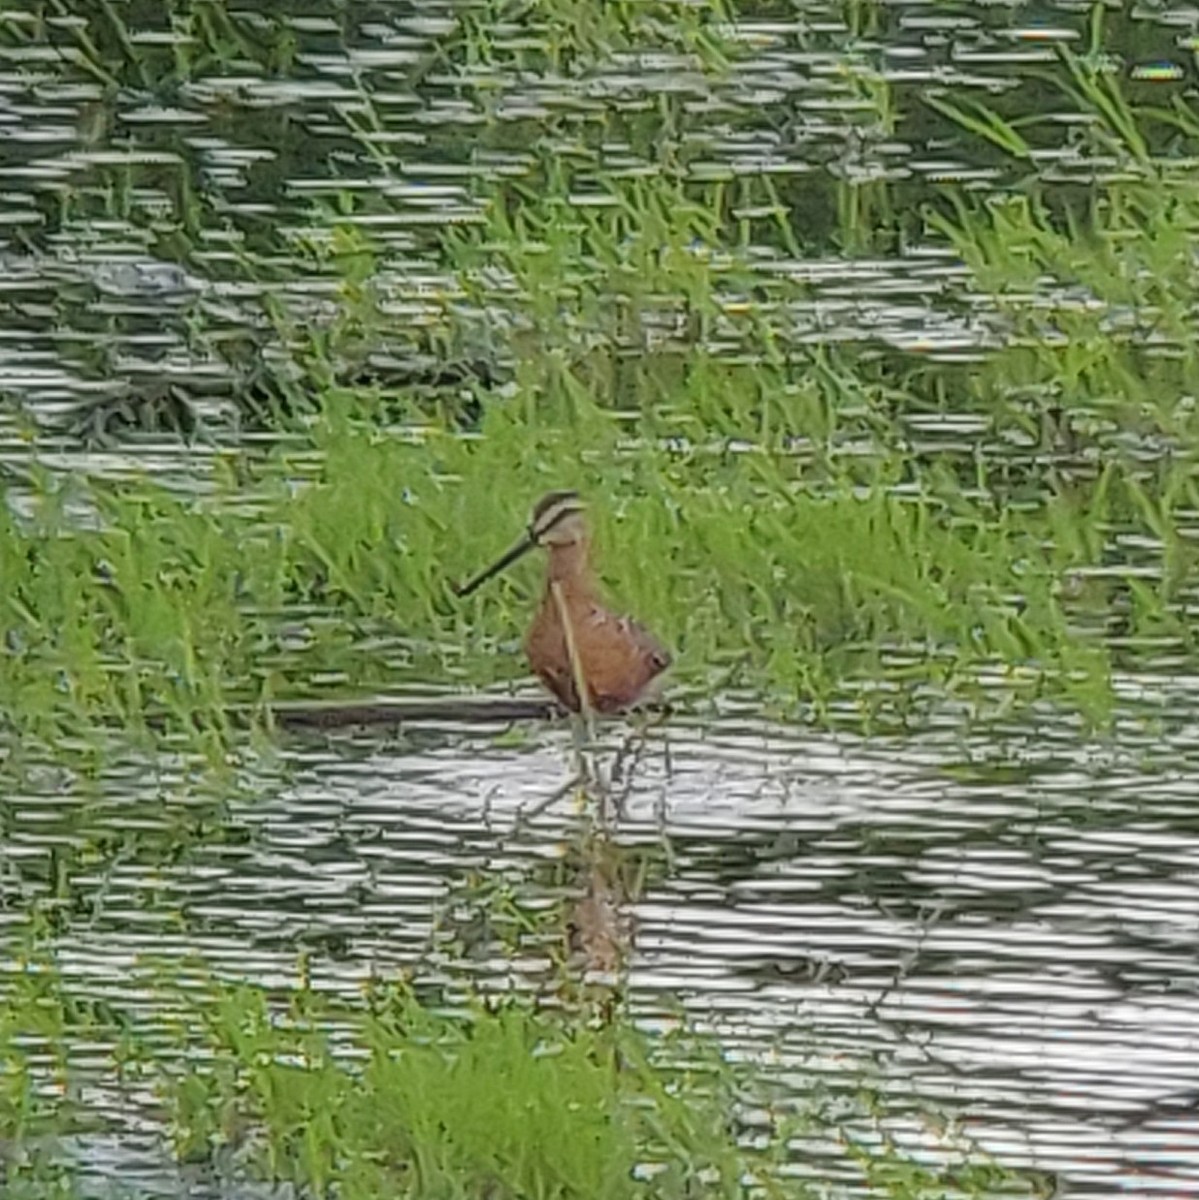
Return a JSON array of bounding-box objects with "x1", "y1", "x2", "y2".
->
[
  {"x1": 531, "y1": 491, "x2": 584, "y2": 538},
  {"x1": 531, "y1": 489, "x2": 581, "y2": 524}
]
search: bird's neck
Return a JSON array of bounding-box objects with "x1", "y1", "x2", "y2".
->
[{"x1": 544, "y1": 541, "x2": 595, "y2": 591}]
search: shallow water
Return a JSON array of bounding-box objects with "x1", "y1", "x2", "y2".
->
[
  {"x1": 1, "y1": 681, "x2": 1194, "y2": 1197},
  {"x1": 0, "y1": 2, "x2": 1192, "y2": 451},
  {"x1": 3, "y1": 0, "x2": 1199, "y2": 1195}
]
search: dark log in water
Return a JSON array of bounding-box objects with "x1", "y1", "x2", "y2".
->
[{"x1": 267, "y1": 696, "x2": 565, "y2": 728}]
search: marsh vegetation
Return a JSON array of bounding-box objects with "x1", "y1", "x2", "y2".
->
[{"x1": 1, "y1": 0, "x2": 1197, "y2": 1195}]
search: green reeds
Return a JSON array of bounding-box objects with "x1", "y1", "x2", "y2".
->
[{"x1": 3, "y1": 4, "x2": 1196, "y2": 753}]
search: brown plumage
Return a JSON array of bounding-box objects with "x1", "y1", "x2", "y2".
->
[{"x1": 454, "y1": 491, "x2": 671, "y2": 714}]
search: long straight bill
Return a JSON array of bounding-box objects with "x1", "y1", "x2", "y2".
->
[{"x1": 453, "y1": 530, "x2": 537, "y2": 596}]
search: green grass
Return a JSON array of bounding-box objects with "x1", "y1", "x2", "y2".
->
[
  {"x1": 1, "y1": 4, "x2": 1195, "y2": 750},
  {"x1": 160, "y1": 972, "x2": 1039, "y2": 1200},
  {"x1": 0, "y1": 942, "x2": 1041, "y2": 1200},
  {"x1": 5, "y1": 13, "x2": 1197, "y2": 749},
  {"x1": 172, "y1": 982, "x2": 740, "y2": 1199},
  {"x1": 1, "y1": 382, "x2": 1132, "y2": 746},
  {"x1": 0, "y1": 946, "x2": 115, "y2": 1200},
  {"x1": 0, "y1": 5, "x2": 1191, "y2": 1199}
]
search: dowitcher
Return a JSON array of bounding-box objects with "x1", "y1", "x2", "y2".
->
[{"x1": 454, "y1": 491, "x2": 670, "y2": 714}]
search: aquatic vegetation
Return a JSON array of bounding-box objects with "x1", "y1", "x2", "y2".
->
[
  {"x1": 161, "y1": 971, "x2": 1040, "y2": 1200},
  {"x1": 0, "y1": 386, "x2": 1126, "y2": 747},
  {"x1": 170, "y1": 980, "x2": 723, "y2": 1199},
  {"x1": 0, "y1": 938, "x2": 1043, "y2": 1200},
  {"x1": 0, "y1": 947, "x2": 117, "y2": 1200},
  {"x1": 2, "y1": 7, "x2": 1195, "y2": 749},
  {"x1": 1, "y1": 7, "x2": 1195, "y2": 1200}
]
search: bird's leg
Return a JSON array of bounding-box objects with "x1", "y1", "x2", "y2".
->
[
  {"x1": 513, "y1": 769, "x2": 586, "y2": 832},
  {"x1": 606, "y1": 725, "x2": 643, "y2": 821}
]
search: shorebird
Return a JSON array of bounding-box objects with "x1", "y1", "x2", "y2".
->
[{"x1": 454, "y1": 491, "x2": 670, "y2": 714}]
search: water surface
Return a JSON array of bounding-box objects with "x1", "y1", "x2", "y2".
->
[{"x1": 2, "y1": 1, "x2": 1198, "y2": 1194}]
